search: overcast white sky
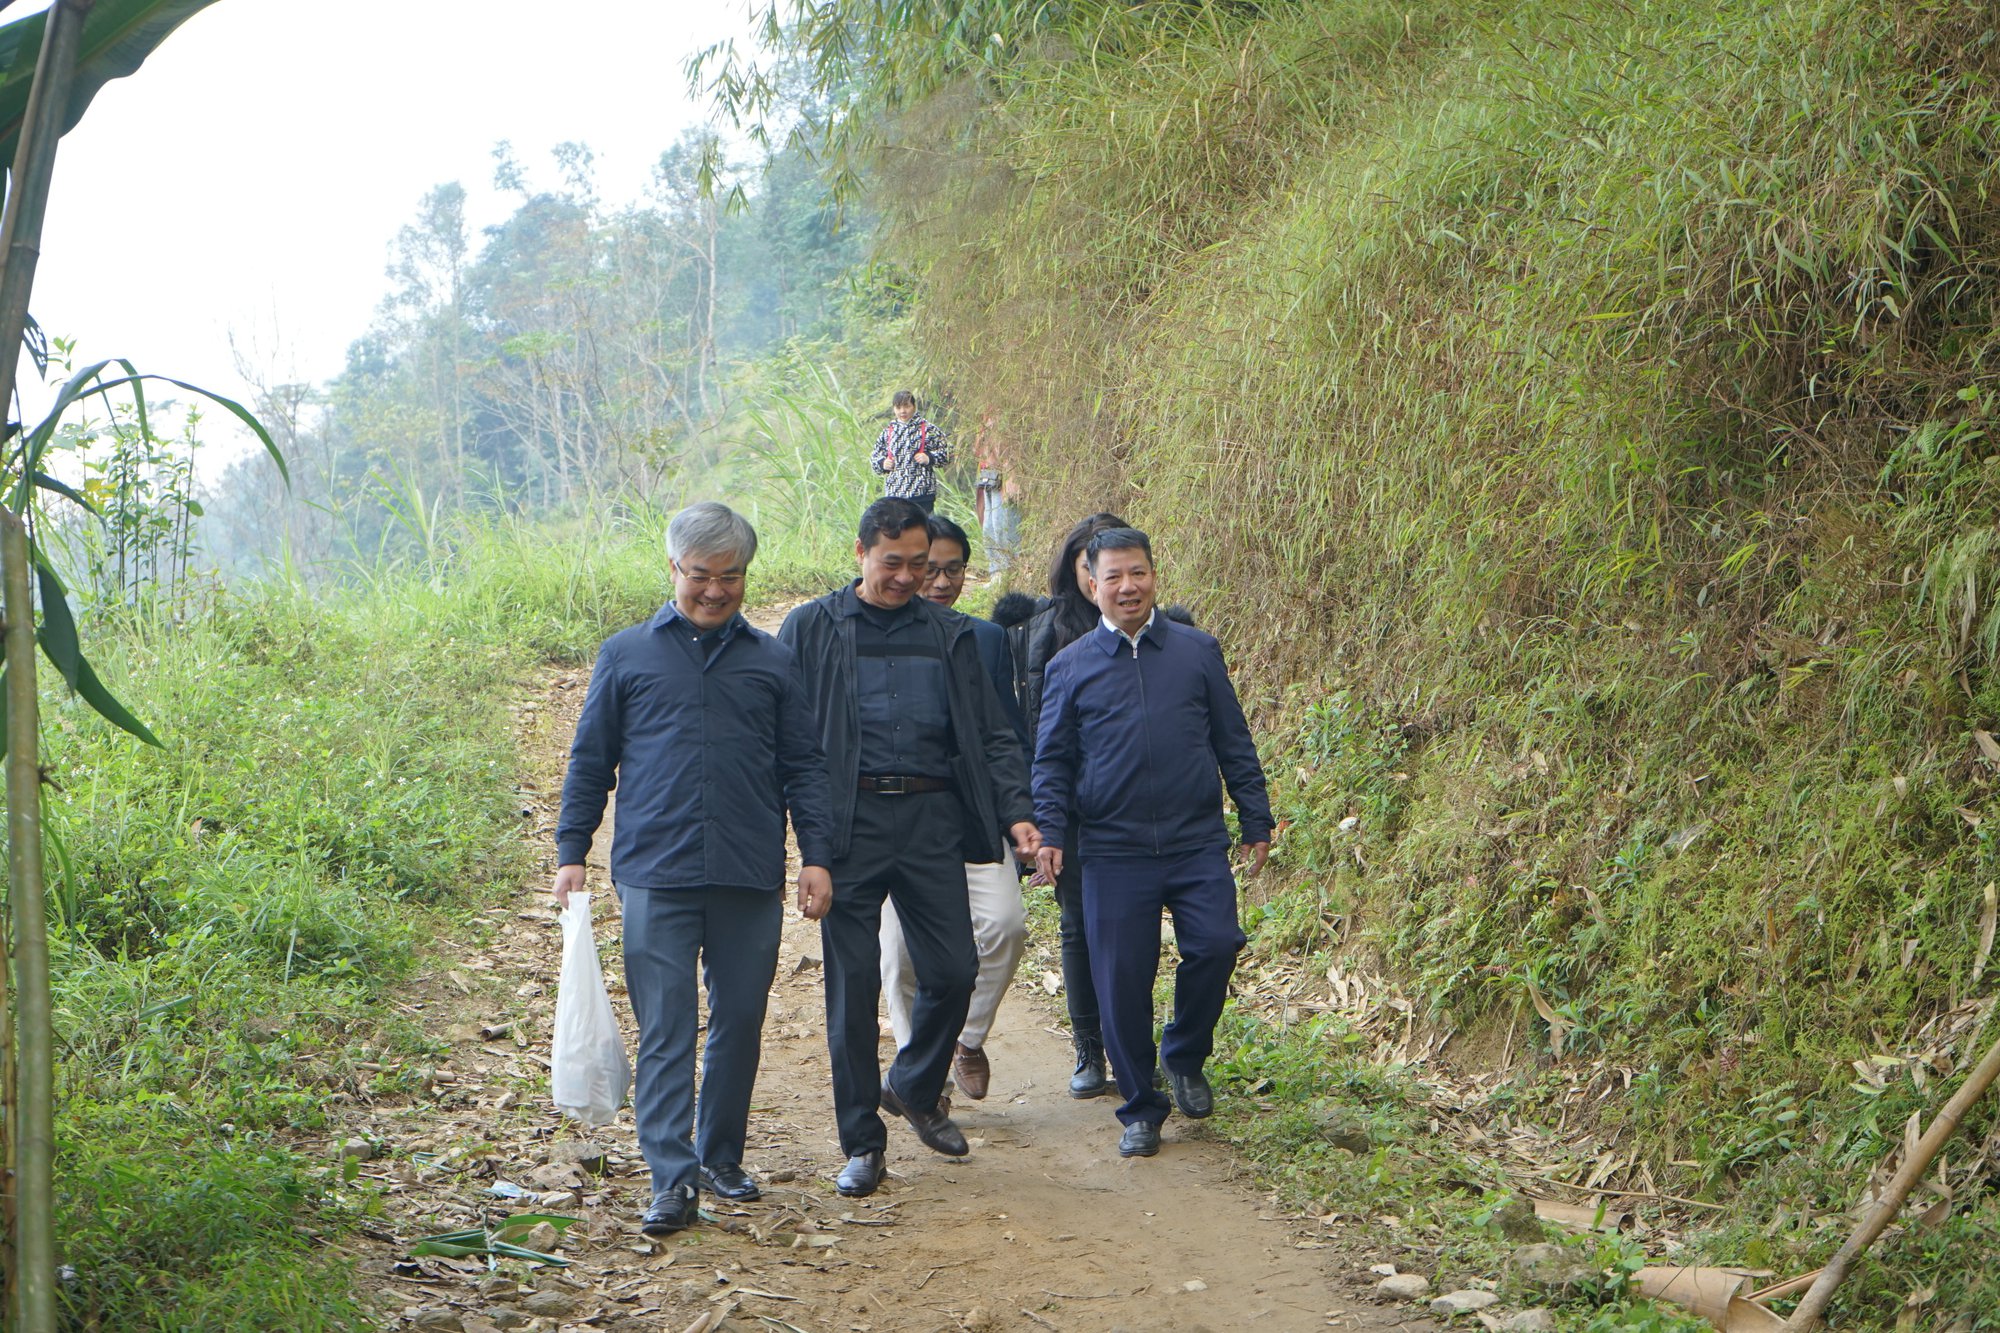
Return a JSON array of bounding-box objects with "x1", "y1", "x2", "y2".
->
[{"x1": 19, "y1": 0, "x2": 757, "y2": 464}]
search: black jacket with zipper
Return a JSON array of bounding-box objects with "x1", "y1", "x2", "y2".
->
[{"x1": 779, "y1": 584, "x2": 1032, "y2": 863}]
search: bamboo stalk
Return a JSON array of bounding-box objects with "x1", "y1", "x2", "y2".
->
[
  {"x1": 1781, "y1": 1025, "x2": 2000, "y2": 1331},
  {"x1": 2, "y1": 515, "x2": 51, "y2": 1333},
  {"x1": 0, "y1": 825, "x2": 11, "y2": 1333},
  {"x1": 0, "y1": 6, "x2": 94, "y2": 1328},
  {"x1": 0, "y1": 0, "x2": 91, "y2": 431}
]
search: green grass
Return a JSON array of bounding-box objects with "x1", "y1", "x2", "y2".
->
[{"x1": 31, "y1": 505, "x2": 852, "y2": 1329}]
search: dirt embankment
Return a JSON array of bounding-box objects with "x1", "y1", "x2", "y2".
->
[{"x1": 335, "y1": 617, "x2": 1437, "y2": 1333}]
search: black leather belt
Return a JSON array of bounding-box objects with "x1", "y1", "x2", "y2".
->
[{"x1": 857, "y1": 775, "x2": 955, "y2": 795}]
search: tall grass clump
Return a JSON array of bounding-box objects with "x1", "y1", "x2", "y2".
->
[
  {"x1": 802, "y1": 0, "x2": 2000, "y2": 1319},
  {"x1": 34, "y1": 495, "x2": 857, "y2": 1328}
]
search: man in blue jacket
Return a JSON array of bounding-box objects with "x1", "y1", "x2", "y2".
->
[
  {"x1": 555, "y1": 502, "x2": 836, "y2": 1235},
  {"x1": 1032, "y1": 526, "x2": 1273, "y2": 1158}
]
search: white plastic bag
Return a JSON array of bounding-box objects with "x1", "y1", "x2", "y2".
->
[{"x1": 550, "y1": 892, "x2": 630, "y2": 1126}]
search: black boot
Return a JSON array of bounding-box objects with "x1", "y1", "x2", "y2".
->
[{"x1": 1069, "y1": 1036, "x2": 1110, "y2": 1099}]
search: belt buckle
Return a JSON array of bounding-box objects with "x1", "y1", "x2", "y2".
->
[{"x1": 874, "y1": 775, "x2": 909, "y2": 795}]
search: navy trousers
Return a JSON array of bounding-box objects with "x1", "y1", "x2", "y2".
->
[
  {"x1": 1082, "y1": 848, "x2": 1247, "y2": 1126},
  {"x1": 823, "y1": 789, "x2": 978, "y2": 1156},
  {"x1": 617, "y1": 883, "x2": 782, "y2": 1199}
]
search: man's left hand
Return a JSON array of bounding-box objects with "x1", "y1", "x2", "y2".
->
[
  {"x1": 1243, "y1": 841, "x2": 1271, "y2": 876},
  {"x1": 797, "y1": 866, "x2": 833, "y2": 920},
  {"x1": 1010, "y1": 822, "x2": 1042, "y2": 860}
]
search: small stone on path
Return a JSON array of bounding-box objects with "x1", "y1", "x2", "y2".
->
[
  {"x1": 546, "y1": 1141, "x2": 608, "y2": 1173},
  {"x1": 1431, "y1": 1289, "x2": 1499, "y2": 1316},
  {"x1": 405, "y1": 1310, "x2": 463, "y2": 1332},
  {"x1": 484, "y1": 1310, "x2": 532, "y2": 1331},
  {"x1": 1182, "y1": 1278, "x2": 1208, "y2": 1292},
  {"x1": 1508, "y1": 1243, "x2": 1596, "y2": 1295},
  {"x1": 521, "y1": 1288, "x2": 576, "y2": 1317},
  {"x1": 1479, "y1": 1310, "x2": 1557, "y2": 1332},
  {"x1": 1376, "y1": 1273, "x2": 1432, "y2": 1300}
]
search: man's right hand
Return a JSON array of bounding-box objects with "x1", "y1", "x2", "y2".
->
[
  {"x1": 797, "y1": 866, "x2": 833, "y2": 921},
  {"x1": 1036, "y1": 845, "x2": 1064, "y2": 882},
  {"x1": 552, "y1": 863, "x2": 585, "y2": 908}
]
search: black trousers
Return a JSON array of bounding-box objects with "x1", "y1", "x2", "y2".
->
[
  {"x1": 824, "y1": 790, "x2": 977, "y2": 1155},
  {"x1": 1053, "y1": 855, "x2": 1100, "y2": 1043}
]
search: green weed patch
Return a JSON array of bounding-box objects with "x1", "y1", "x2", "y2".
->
[{"x1": 29, "y1": 512, "x2": 849, "y2": 1330}]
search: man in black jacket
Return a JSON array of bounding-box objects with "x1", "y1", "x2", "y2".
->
[
  {"x1": 1033, "y1": 527, "x2": 1274, "y2": 1159},
  {"x1": 779, "y1": 497, "x2": 1041, "y2": 1197}
]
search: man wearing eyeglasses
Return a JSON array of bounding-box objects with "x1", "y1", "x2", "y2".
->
[
  {"x1": 779, "y1": 497, "x2": 1040, "y2": 1198},
  {"x1": 555, "y1": 502, "x2": 835, "y2": 1237}
]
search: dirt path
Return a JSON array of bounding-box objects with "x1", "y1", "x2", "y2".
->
[{"x1": 341, "y1": 614, "x2": 1438, "y2": 1333}]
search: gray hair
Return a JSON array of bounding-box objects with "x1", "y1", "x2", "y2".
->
[{"x1": 667, "y1": 501, "x2": 758, "y2": 566}]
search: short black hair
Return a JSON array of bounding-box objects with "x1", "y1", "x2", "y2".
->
[
  {"x1": 1085, "y1": 526, "x2": 1153, "y2": 572},
  {"x1": 892, "y1": 389, "x2": 917, "y2": 409},
  {"x1": 858, "y1": 496, "x2": 931, "y2": 550},
  {"x1": 925, "y1": 514, "x2": 973, "y2": 564}
]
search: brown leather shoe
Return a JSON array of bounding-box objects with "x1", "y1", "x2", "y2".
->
[{"x1": 953, "y1": 1042, "x2": 991, "y2": 1100}]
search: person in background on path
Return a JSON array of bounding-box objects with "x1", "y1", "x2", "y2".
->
[
  {"x1": 1007, "y1": 511, "x2": 1131, "y2": 1099},
  {"x1": 778, "y1": 498, "x2": 1039, "y2": 1198},
  {"x1": 871, "y1": 390, "x2": 949, "y2": 513},
  {"x1": 553, "y1": 502, "x2": 835, "y2": 1236},
  {"x1": 880, "y1": 515, "x2": 1030, "y2": 1103},
  {"x1": 1032, "y1": 526, "x2": 1274, "y2": 1160},
  {"x1": 972, "y1": 417, "x2": 1020, "y2": 572}
]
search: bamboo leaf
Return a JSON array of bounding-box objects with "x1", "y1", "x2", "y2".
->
[
  {"x1": 33, "y1": 557, "x2": 79, "y2": 690},
  {"x1": 70, "y1": 648, "x2": 162, "y2": 748},
  {"x1": 29, "y1": 469, "x2": 95, "y2": 511},
  {"x1": 10, "y1": 364, "x2": 286, "y2": 500},
  {"x1": 0, "y1": 0, "x2": 224, "y2": 164},
  {"x1": 121, "y1": 373, "x2": 288, "y2": 485}
]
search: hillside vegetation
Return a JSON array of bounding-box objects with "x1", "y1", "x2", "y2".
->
[{"x1": 727, "y1": 0, "x2": 2000, "y2": 1321}]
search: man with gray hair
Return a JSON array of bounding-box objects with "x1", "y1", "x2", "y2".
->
[{"x1": 555, "y1": 501, "x2": 835, "y2": 1236}]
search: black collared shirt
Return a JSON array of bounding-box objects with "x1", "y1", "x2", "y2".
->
[
  {"x1": 557, "y1": 602, "x2": 836, "y2": 889},
  {"x1": 840, "y1": 585, "x2": 953, "y2": 778}
]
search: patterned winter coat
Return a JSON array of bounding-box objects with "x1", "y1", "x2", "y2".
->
[{"x1": 870, "y1": 417, "x2": 949, "y2": 499}]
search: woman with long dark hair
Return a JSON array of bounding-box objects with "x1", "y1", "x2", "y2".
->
[{"x1": 997, "y1": 511, "x2": 1128, "y2": 1097}]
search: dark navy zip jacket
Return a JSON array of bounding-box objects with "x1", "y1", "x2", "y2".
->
[
  {"x1": 1032, "y1": 611, "x2": 1273, "y2": 859},
  {"x1": 557, "y1": 603, "x2": 836, "y2": 889},
  {"x1": 963, "y1": 613, "x2": 1029, "y2": 746}
]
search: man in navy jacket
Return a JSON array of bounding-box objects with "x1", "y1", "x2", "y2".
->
[
  {"x1": 555, "y1": 502, "x2": 835, "y2": 1234},
  {"x1": 1032, "y1": 527, "x2": 1273, "y2": 1158}
]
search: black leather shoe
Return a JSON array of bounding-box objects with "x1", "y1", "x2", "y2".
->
[
  {"x1": 641, "y1": 1184, "x2": 698, "y2": 1235},
  {"x1": 1160, "y1": 1064, "x2": 1214, "y2": 1119},
  {"x1": 836, "y1": 1150, "x2": 885, "y2": 1198},
  {"x1": 1119, "y1": 1121, "x2": 1161, "y2": 1158},
  {"x1": 698, "y1": 1163, "x2": 761, "y2": 1201},
  {"x1": 880, "y1": 1079, "x2": 970, "y2": 1157},
  {"x1": 1069, "y1": 1038, "x2": 1110, "y2": 1099}
]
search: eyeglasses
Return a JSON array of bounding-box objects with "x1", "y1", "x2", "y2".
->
[
  {"x1": 927, "y1": 562, "x2": 967, "y2": 580},
  {"x1": 675, "y1": 565, "x2": 745, "y2": 590}
]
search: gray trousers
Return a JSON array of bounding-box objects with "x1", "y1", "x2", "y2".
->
[{"x1": 616, "y1": 882, "x2": 782, "y2": 1199}]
